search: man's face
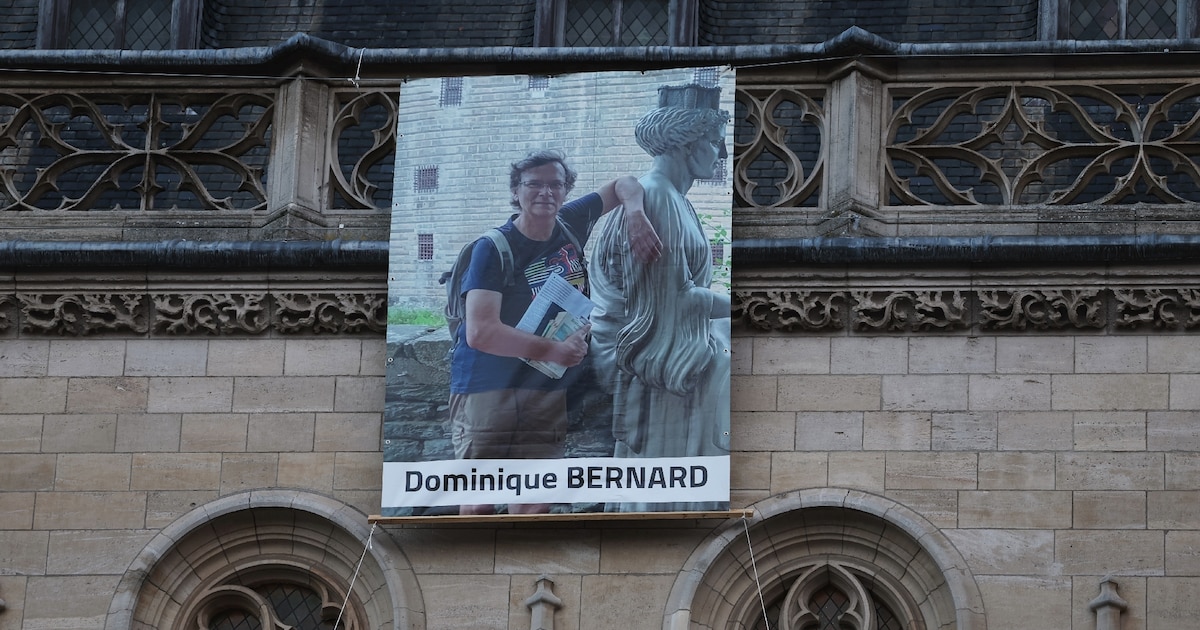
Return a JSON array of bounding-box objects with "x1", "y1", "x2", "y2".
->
[
  {"x1": 685, "y1": 124, "x2": 728, "y2": 181},
  {"x1": 513, "y1": 162, "x2": 568, "y2": 219}
]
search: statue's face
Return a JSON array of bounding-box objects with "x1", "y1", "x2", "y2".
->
[
  {"x1": 684, "y1": 124, "x2": 728, "y2": 181},
  {"x1": 512, "y1": 162, "x2": 568, "y2": 219}
]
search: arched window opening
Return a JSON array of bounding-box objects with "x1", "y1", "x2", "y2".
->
[
  {"x1": 126, "y1": 504, "x2": 390, "y2": 630},
  {"x1": 751, "y1": 562, "x2": 914, "y2": 630},
  {"x1": 872, "y1": 597, "x2": 904, "y2": 630},
  {"x1": 204, "y1": 582, "x2": 350, "y2": 630},
  {"x1": 669, "y1": 496, "x2": 987, "y2": 630},
  {"x1": 210, "y1": 609, "x2": 262, "y2": 630},
  {"x1": 110, "y1": 492, "x2": 423, "y2": 630},
  {"x1": 187, "y1": 565, "x2": 361, "y2": 630},
  {"x1": 809, "y1": 585, "x2": 852, "y2": 629}
]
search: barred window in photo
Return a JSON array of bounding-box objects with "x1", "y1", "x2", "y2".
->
[
  {"x1": 414, "y1": 165, "x2": 439, "y2": 192},
  {"x1": 418, "y1": 233, "x2": 434, "y2": 260},
  {"x1": 440, "y1": 77, "x2": 463, "y2": 106}
]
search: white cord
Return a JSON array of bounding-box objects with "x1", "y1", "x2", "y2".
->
[
  {"x1": 743, "y1": 515, "x2": 772, "y2": 630},
  {"x1": 334, "y1": 522, "x2": 376, "y2": 629},
  {"x1": 351, "y1": 48, "x2": 366, "y2": 89}
]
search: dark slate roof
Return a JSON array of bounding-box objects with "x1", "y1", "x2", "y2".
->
[
  {"x1": 698, "y1": 0, "x2": 1039, "y2": 45},
  {"x1": 0, "y1": 0, "x2": 39, "y2": 49},
  {"x1": 203, "y1": 0, "x2": 536, "y2": 48},
  {"x1": 0, "y1": 0, "x2": 1050, "y2": 51}
]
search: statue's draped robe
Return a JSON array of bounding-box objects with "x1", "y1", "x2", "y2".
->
[{"x1": 590, "y1": 172, "x2": 731, "y2": 512}]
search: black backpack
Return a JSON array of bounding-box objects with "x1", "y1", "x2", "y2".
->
[
  {"x1": 441, "y1": 228, "x2": 513, "y2": 341},
  {"x1": 440, "y1": 217, "x2": 583, "y2": 341}
]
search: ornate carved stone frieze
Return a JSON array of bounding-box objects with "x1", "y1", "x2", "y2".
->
[
  {"x1": 152, "y1": 293, "x2": 271, "y2": 335},
  {"x1": 733, "y1": 290, "x2": 846, "y2": 331},
  {"x1": 0, "y1": 294, "x2": 12, "y2": 332},
  {"x1": 734, "y1": 286, "x2": 1199, "y2": 332},
  {"x1": 978, "y1": 289, "x2": 1105, "y2": 330},
  {"x1": 1113, "y1": 288, "x2": 1200, "y2": 329},
  {"x1": 275, "y1": 292, "x2": 386, "y2": 334},
  {"x1": 852, "y1": 290, "x2": 968, "y2": 331},
  {"x1": 18, "y1": 293, "x2": 148, "y2": 335},
  {"x1": 12, "y1": 283, "x2": 1196, "y2": 337},
  {"x1": 3, "y1": 291, "x2": 384, "y2": 336}
]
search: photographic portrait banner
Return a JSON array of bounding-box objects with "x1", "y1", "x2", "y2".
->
[{"x1": 383, "y1": 67, "x2": 735, "y2": 517}]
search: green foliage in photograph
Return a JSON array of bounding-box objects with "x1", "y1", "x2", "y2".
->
[
  {"x1": 387, "y1": 307, "x2": 444, "y2": 327},
  {"x1": 699, "y1": 213, "x2": 732, "y2": 292}
]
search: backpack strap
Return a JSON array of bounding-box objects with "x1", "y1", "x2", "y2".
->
[
  {"x1": 480, "y1": 218, "x2": 582, "y2": 292},
  {"x1": 481, "y1": 228, "x2": 514, "y2": 287},
  {"x1": 554, "y1": 215, "x2": 585, "y2": 271}
]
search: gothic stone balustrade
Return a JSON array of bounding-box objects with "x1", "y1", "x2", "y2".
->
[{"x1": 5, "y1": 55, "x2": 1200, "y2": 339}]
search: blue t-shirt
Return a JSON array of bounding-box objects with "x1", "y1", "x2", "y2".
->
[{"x1": 450, "y1": 193, "x2": 604, "y2": 394}]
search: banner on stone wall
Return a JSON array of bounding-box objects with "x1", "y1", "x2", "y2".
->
[{"x1": 382, "y1": 67, "x2": 735, "y2": 517}]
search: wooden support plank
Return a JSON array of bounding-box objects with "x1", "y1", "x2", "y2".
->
[{"x1": 368, "y1": 509, "x2": 754, "y2": 525}]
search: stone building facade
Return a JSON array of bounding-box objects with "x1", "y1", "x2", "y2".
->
[{"x1": 2, "y1": 1, "x2": 1200, "y2": 629}]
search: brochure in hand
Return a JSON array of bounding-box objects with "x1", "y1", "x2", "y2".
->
[{"x1": 515, "y1": 273, "x2": 595, "y2": 379}]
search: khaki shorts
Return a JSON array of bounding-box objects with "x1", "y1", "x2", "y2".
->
[{"x1": 450, "y1": 388, "x2": 567, "y2": 459}]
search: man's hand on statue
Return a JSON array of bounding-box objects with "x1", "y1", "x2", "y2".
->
[
  {"x1": 550, "y1": 323, "x2": 592, "y2": 367},
  {"x1": 626, "y1": 208, "x2": 663, "y2": 263}
]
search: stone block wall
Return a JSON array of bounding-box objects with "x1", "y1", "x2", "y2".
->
[
  {"x1": 0, "y1": 335, "x2": 387, "y2": 629},
  {"x1": 729, "y1": 330, "x2": 1200, "y2": 630},
  {"x1": 2, "y1": 325, "x2": 1198, "y2": 628}
]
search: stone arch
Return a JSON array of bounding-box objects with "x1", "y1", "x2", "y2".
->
[
  {"x1": 664, "y1": 489, "x2": 986, "y2": 630},
  {"x1": 105, "y1": 490, "x2": 425, "y2": 630}
]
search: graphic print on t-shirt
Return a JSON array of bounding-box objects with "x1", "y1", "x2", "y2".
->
[{"x1": 524, "y1": 242, "x2": 586, "y2": 297}]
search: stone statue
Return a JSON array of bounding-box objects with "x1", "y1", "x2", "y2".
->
[{"x1": 590, "y1": 83, "x2": 732, "y2": 512}]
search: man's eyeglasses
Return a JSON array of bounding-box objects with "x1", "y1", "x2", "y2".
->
[{"x1": 520, "y1": 181, "x2": 567, "y2": 193}]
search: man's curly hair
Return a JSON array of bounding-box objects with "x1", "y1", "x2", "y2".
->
[{"x1": 509, "y1": 149, "x2": 578, "y2": 208}]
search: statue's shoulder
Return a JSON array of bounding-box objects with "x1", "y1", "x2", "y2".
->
[{"x1": 639, "y1": 172, "x2": 682, "y2": 205}]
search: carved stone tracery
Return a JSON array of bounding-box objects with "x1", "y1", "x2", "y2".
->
[
  {"x1": 770, "y1": 562, "x2": 910, "y2": 630},
  {"x1": 0, "y1": 91, "x2": 274, "y2": 213},
  {"x1": 885, "y1": 82, "x2": 1200, "y2": 207},
  {"x1": 329, "y1": 89, "x2": 399, "y2": 210},
  {"x1": 191, "y1": 579, "x2": 359, "y2": 630},
  {"x1": 734, "y1": 87, "x2": 825, "y2": 210}
]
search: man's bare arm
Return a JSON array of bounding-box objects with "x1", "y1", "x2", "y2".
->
[{"x1": 464, "y1": 289, "x2": 590, "y2": 367}]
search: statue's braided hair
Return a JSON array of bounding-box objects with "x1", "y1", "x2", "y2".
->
[{"x1": 634, "y1": 107, "x2": 730, "y2": 157}]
